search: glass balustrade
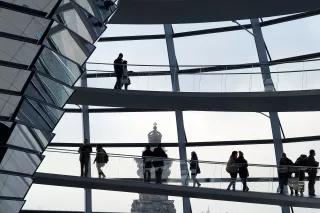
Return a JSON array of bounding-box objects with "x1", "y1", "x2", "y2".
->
[
  {"x1": 41, "y1": 149, "x2": 320, "y2": 197},
  {"x1": 84, "y1": 60, "x2": 320, "y2": 93}
]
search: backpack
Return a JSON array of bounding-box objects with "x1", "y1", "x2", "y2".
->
[{"x1": 104, "y1": 153, "x2": 109, "y2": 163}]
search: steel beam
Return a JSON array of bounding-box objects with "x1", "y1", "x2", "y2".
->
[
  {"x1": 164, "y1": 24, "x2": 192, "y2": 213},
  {"x1": 250, "y1": 18, "x2": 289, "y2": 213},
  {"x1": 81, "y1": 71, "x2": 92, "y2": 213}
]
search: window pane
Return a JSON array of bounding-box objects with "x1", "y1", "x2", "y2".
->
[
  {"x1": 0, "y1": 94, "x2": 21, "y2": 117},
  {"x1": 0, "y1": 199, "x2": 24, "y2": 213},
  {"x1": 25, "y1": 74, "x2": 73, "y2": 108},
  {"x1": 44, "y1": 22, "x2": 95, "y2": 65},
  {"x1": 35, "y1": 47, "x2": 82, "y2": 86},
  {"x1": 0, "y1": 66, "x2": 30, "y2": 92},
  {"x1": 0, "y1": 174, "x2": 32, "y2": 198},
  {"x1": 0, "y1": 7, "x2": 50, "y2": 40},
  {"x1": 0, "y1": 149, "x2": 41, "y2": 175},
  {"x1": 54, "y1": 1, "x2": 106, "y2": 43},
  {"x1": 0, "y1": 37, "x2": 39, "y2": 65},
  {"x1": 73, "y1": 0, "x2": 117, "y2": 23},
  {"x1": 7, "y1": 124, "x2": 54, "y2": 152},
  {"x1": 17, "y1": 99, "x2": 64, "y2": 131},
  {"x1": 2, "y1": 0, "x2": 59, "y2": 14}
]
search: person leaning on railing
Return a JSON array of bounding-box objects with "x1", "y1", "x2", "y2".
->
[
  {"x1": 226, "y1": 151, "x2": 238, "y2": 191},
  {"x1": 142, "y1": 145, "x2": 153, "y2": 182},
  {"x1": 306, "y1": 149, "x2": 319, "y2": 196},
  {"x1": 278, "y1": 153, "x2": 294, "y2": 195},
  {"x1": 236, "y1": 151, "x2": 249, "y2": 192}
]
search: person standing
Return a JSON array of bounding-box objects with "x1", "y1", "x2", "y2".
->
[
  {"x1": 153, "y1": 144, "x2": 167, "y2": 184},
  {"x1": 306, "y1": 149, "x2": 319, "y2": 196},
  {"x1": 113, "y1": 53, "x2": 123, "y2": 90},
  {"x1": 78, "y1": 141, "x2": 92, "y2": 177},
  {"x1": 294, "y1": 154, "x2": 307, "y2": 196},
  {"x1": 190, "y1": 151, "x2": 201, "y2": 187},
  {"x1": 142, "y1": 145, "x2": 153, "y2": 182},
  {"x1": 121, "y1": 60, "x2": 131, "y2": 90},
  {"x1": 93, "y1": 145, "x2": 108, "y2": 178},
  {"x1": 236, "y1": 151, "x2": 249, "y2": 192},
  {"x1": 226, "y1": 151, "x2": 238, "y2": 191},
  {"x1": 278, "y1": 153, "x2": 294, "y2": 194}
]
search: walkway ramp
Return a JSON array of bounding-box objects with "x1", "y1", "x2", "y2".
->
[
  {"x1": 110, "y1": 0, "x2": 320, "y2": 24},
  {"x1": 68, "y1": 87, "x2": 320, "y2": 112},
  {"x1": 33, "y1": 173, "x2": 320, "y2": 209}
]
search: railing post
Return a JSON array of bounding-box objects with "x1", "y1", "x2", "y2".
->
[
  {"x1": 81, "y1": 69, "x2": 92, "y2": 213},
  {"x1": 164, "y1": 24, "x2": 192, "y2": 213},
  {"x1": 250, "y1": 18, "x2": 289, "y2": 213}
]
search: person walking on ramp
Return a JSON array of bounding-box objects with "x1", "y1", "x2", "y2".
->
[
  {"x1": 190, "y1": 151, "x2": 201, "y2": 187},
  {"x1": 93, "y1": 145, "x2": 108, "y2": 178}
]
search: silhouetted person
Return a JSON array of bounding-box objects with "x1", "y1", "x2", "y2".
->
[
  {"x1": 306, "y1": 149, "x2": 319, "y2": 196},
  {"x1": 114, "y1": 53, "x2": 123, "y2": 90},
  {"x1": 121, "y1": 60, "x2": 131, "y2": 90},
  {"x1": 278, "y1": 153, "x2": 294, "y2": 194},
  {"x1": 190, "y1": 151, "x2": 201, "y2": 187},
  {"x1": 153, "y1": 144, "x2": 167, "y2": 184},
  {"x1": 226, "y1": 151, "x2": 238, "y2": 191},
  {"x1": 78, "y1": 141, "x2": 92, "y2": 177},
  {"x1": 294, "y1": 154, "x2": 307, "y2": 196},
  {"x1": 93, "y1": 145, "x2": 108, "y2": 178},
  {"x1": 236, "y1": 151, "x2": 249, "y2": 192},
  {"x1": 142, "y1": 145, "x2": 153, "y2": 182}
]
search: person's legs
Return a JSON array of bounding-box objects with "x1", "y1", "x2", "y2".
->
[
  {"x1": 195, "y1": 174, "x2": 201, "y2": 187},
  {"x1": 155, "y1": 167, "x2": 161, "y2": 183},
  {"x1": 231, "y1": 173, "x2": 237, "y2": 190},
  {"x1": 158, "y1": 168, "x2": 163, "y2": 183},
  {"x1": 125, "y1": 84, "x2": 128, "y2": 90},
  {"x1": 96, "y1": 163, "x2": 105, "y2": 178},
  {"x1": 114, "y1": 75, "x2": 122, "y2": 89},
  {"x1": 308, "y1": 177, "x2": 316, "y2": 196},
  {"x1": 241, "y1": 178, "x2": 248, "y2": 191},
  {"x1": 191, "y1": 174, "x2": 196, "y2": 187},
  {"x1": 143, "y1": 167, "x2": 150, "y2": 182},
  {"x1": 96, "y1": 163, "x2": 102, "y2": 178},
  {"x1": 84, "y1": 160, "x2": 89, "y2": 177},
  {"x1": 227, "y1": 173, "x2": 236, "y2": 190},
  {"x1": 80, "y1": 161, "x2": 84, "y2": 177},
  {"x1": 146, "y1": 169, "x2": 151, "y2": 182},
  {"x1": 279, "y1": 177, "x2": 285, "y2": 194}
]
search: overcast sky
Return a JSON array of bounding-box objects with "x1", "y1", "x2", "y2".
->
[{"x1": 23, "y1": 15, "x2": 320, "y2": 213}]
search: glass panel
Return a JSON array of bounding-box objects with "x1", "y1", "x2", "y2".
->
[
  {"x1": 0, "y1": 174, "x2": 32, "y2": 198},
  {"x1": 0, "y1": 93, "x2": 21, "y2": 117},
  {"x1": 0, "y1": 8, "x2": 50, "y2": 40},
  {"x1": 25, "y1": 74, "x2": 73, "y2": 108},
  {"x1": 73, "y1": 0, "x2": 117, "y2": 23},
  {"x1": 0, "y1": 149, "x2": 41, "y2": 175},
  {"x1": 35, "y1": 47, "x2": 82, "y2": 86},
  {"x1": 38, "y1": 75, "x2": 73, "y2": 107},
  {"x1": 2, "y1": 0, "x2": 60, "y2": 14},
  {"x1": 7, "y1": 124, "x2": 54, "y2": 152},
  {"x1": 44, "y1": 22, "x2": 95, "y2": 66},
  {"x1": 54, "y1": 1, "x2": 106, "y2": 43},
  {"x1": 17, "y1": 99, "x2": 64, "y2": 131},
  {"x1": 0, "y1": 199, "x2": 24, "y2": 213},
  {"x1": 0, "y1": 37, "x2": 40, "y2": 65},
  {"x1": 0, "y1": 65, "x2": 30, "y2": 92}
]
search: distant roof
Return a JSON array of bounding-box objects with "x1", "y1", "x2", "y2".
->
[{"x1": 110, "y1": 0, "x2": 320, "y2": 24}]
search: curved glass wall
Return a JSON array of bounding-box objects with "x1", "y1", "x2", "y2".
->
[{"x1": 12, "y1": 4, "x2": 320, "y2": 213}]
